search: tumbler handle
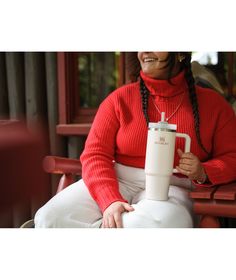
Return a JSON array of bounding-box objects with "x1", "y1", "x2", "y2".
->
[{"x1": 173, "y1": 133, "x2": 191, "y2": 173}]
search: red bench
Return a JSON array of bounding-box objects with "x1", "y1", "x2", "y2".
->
[{"x1": 189, "y1": 183, "x2": 236, "y2": 227}]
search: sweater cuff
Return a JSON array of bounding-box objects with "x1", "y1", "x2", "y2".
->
[
  {"x1": 202, "y1": 162, "x2": 225, "y2": 186},
  {"x1": 192, "y1": 179, "x2": 213, "y2": 188},
  {"x1": 192, "y1": 166, "x2": 213, "y2": 187},
  {"x1": 92, "y1": 186, "x2": 128, "y2": 213}
]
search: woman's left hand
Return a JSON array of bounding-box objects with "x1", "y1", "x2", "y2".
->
[{"x1": 175, "y1": 149, "x2": 206, "y2": 182}]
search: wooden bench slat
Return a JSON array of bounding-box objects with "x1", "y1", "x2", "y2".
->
[
  {"x1": 213, "y1": 182, "x2": 236, "y2": 200},
  {"x1": 193, "y1": 200, "x2": 236, "y2": 218},
  {"x1": 189, "y1": 186, "x2": 217, "y2": 200}
]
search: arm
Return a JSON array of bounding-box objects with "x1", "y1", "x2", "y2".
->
[
  {"x1": 177, "y1": 101, "x2": 236, "y2": 186},
  {"x1": 202, "y1": 111, "x2": 236, "y2": 185},
  {"x1": 80, "y1": 92, "x2": 128, "y2": 213}
]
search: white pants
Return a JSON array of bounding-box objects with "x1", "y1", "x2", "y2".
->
[{"x1": 34, "y1": 164, "x2": 195, "y2": 228}]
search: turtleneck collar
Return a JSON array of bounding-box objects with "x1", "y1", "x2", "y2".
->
[{"x1": 140, "y1": 69, "x2": 188, "y2": 97}]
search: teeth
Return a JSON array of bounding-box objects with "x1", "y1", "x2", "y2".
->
[{"x1": 143, "y1": 58, "x2": 157, "y2": 62}]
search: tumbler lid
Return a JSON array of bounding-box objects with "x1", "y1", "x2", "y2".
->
[{"x1": 148, "y1": 112, "x2": 177, "y2": 131}]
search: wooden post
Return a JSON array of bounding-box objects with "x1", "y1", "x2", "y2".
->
[
  {"x1": 57, "y1": 52, "x2": 68, "y2": 124},
  {"x1": 5, "y1": 52, "x2": 25, "y2": 119},
  {"x1": 67, "y1": 135, "x2": 85, "y2": 189},
  {"x1": 45, "y1": 52, "x2": 67, "y2": 195},
  {"x1": 199, "y1": 215, "x2": 221, "y2": 228},
  {"x1": 68, "y1": 136, "x2": 85, "y2": 160},
  {"x1": 24, "y1": 52, "x2": 47, "y2": 126},
  {"x1": 45, "y1": 52, "x2": 66, "y2": 156},
  {"x1": 0, "y1": 53, "x2": 9, "y2": 119}
]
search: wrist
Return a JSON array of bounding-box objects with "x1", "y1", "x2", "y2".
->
[{"x1": 196, "y1": 172, "x2": 208, "y2": 184}]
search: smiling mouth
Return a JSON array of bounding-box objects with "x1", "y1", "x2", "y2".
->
[{"x1": 143, "y1": 57, "x2": 158, "y2": 63}]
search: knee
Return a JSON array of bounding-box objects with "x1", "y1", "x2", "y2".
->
[
  {"x1": 34, "y1": 204, "x2": 58, "y2": 228},
  {"x1": 162, "y1": 204, "x2": 193, "y2": 228},
  {"x1": 122, "y1": 200, "x2": 193, "y2": 228}
]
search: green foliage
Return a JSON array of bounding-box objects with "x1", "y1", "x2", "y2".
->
[{"x1": 78, "y1": 52, "x2": 119, "y2": 108}]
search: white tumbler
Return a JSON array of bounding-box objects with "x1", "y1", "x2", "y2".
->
[{"x1": 145, "y1": 112, "x2": 191, "y2": 201}]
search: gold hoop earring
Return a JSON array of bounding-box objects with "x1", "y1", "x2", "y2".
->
[{"x1": 178, "y1": 54, "x2": 185, "y2": 62}]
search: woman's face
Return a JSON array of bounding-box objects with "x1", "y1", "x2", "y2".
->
[{"x1": 137, "y1": 52, "x2": 179, "y2": 79}]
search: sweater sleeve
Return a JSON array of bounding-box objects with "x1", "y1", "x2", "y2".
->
[
  {"x1": 80, "y1": 92, "x2": 127, "y2": 212},
  {"x1": 201, "y1": 103, "x2": 236, "y2": 186}
]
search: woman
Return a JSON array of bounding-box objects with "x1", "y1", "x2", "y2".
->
[{"x1": 35, "y1": 52, "x2": 236, "y2": 228}]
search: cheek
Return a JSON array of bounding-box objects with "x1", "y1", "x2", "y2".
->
[{"x1": 153, "y1": 52, "x2": 169, "y2": 60}]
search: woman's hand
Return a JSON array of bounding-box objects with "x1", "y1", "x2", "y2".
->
[
  {"x1": 176, "y1": 149, "x2": 207, "y2": 182},
  {"x1": 102, "y1": 201, "x2": 134, "y2": 228}
]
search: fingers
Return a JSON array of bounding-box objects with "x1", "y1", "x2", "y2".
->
[
  {"x1": 177, "y1": 148, "x2": 183, "y2": 157},
  {"x1": 177, "y1": 149, "x2": 196, "y2": 160},
  {"x1": 103, "y1": 213, "x2": 123, "y2": 228},
  {"x1": 114, "y1": 203, "x2": 134, "y2": 228},
  {"x1": 178, "y1": 163, "x2": 191, "y2": 171},
  {"x1": 179, "y1": 157, "x2": 194, "y2": 165},
  {"x1": 102, "y1": 213, "x2": 123, "y2": 228},
  {"x1": 123, "y1": 203, "x2": 134, "y2": 212},
  {"x1": 177, "y1": 149, "x2": 199, "y2": 178},
  {"x1": 175, "y1": 166, "x2": 191, "y2": 177},
  {"x1": 102, "y1": 202, "x2": 134, "y2": 228},
  {"x1": 114, "y1": 212, "x2": 122, "y2": 228},
  {"x1": 101, "y1": 218, "x2": 108, "y2": 228},
  {"x1": 108, "y1": 214, "x2": 116, "y2": 228},
  {"x1": 102, "y1": 214, "x2": 116, "y2": 228}
]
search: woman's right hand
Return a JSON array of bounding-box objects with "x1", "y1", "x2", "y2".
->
[{"x1": 102, "y1": 201, "x2": 134, "y2": 228}]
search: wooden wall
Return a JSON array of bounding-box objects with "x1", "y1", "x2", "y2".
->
[{"x1": 0, "y1": 52, "x2": 82, "y2": 227}]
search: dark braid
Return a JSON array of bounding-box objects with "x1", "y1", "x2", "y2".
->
[
  {"x1": 182, "y1": 53, "x2": 210, "y2": 156},
  {"x1": 140, "y1": 77, "x2": 150, "y2": 125}
]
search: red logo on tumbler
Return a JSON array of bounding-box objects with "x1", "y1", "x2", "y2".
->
[
  {"x1": 155, "y1": 136, "x2": 168, "y2": 145},
  {"x1": 160, "y1": 137, "x2": 165, "y2": 142}
]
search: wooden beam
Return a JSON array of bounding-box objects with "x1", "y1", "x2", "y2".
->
[{"x1": 56, "y1": 123, "x2": 91, "y2": 135}]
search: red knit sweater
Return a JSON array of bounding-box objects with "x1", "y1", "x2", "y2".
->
[{"x1": 80, "y1": 70, "x2": 236, "y2": 212}]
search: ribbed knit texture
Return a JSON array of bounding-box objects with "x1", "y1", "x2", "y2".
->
[{"x1": 80, "y1": 70, "x2": 236, "y2": 212}]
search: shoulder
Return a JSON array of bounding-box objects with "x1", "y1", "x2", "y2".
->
[
  {"x1": 196, "y1": 85, "x2": 223, "y2": 100},
  {"x1": 98, "y1": 81, "x2": 139, "y2": 110},
  {"x1": 110, "y1": 81, "x2": 139, "y2": 97},
  {"x1": 103, "y1": 81, "x2": 140, "y2": 104},
  {"x1": 196, "y1": 85, "x2": 232, "y2": 109},
  {"x1": 195, "y1": 85, "x2": 235, "y2": 120}
]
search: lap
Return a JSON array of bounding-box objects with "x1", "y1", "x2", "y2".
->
[
  {"x1": 34, "y1": 179, "x2": 102, "y2": 227},
  {"x1": 122, "y1": 198, "x2": 193, "y2": 228},
  {"x1": 123, "y1": 185, "x2": 194, "y2": 228},
  {"x1": 35, "y1": 176, "x2": 194, "y2": 228}
]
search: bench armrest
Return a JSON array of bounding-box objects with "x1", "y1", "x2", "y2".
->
[{"x1": 43, "y1": 156, "x2": 82, "y2": 175}]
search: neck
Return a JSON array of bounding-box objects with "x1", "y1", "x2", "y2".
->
[{"x1": 140, "y1": 69, "x2": 188, "y2": 97}]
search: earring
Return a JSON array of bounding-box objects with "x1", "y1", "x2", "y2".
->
[{"x1": 178, "y1": 54, "x2": 185, "y2": 62}]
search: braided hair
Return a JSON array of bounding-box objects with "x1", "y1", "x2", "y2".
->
[
  {"x1": 181, "y1": 53, "x2": 210, "y2": 155},
  {"x1": 126, "y1": 52, "x2": 210, "y2": 156}
]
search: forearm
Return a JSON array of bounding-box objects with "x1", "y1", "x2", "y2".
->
[{"x1": 202, "y1": 157, "x2": 236, "y2": 185}]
